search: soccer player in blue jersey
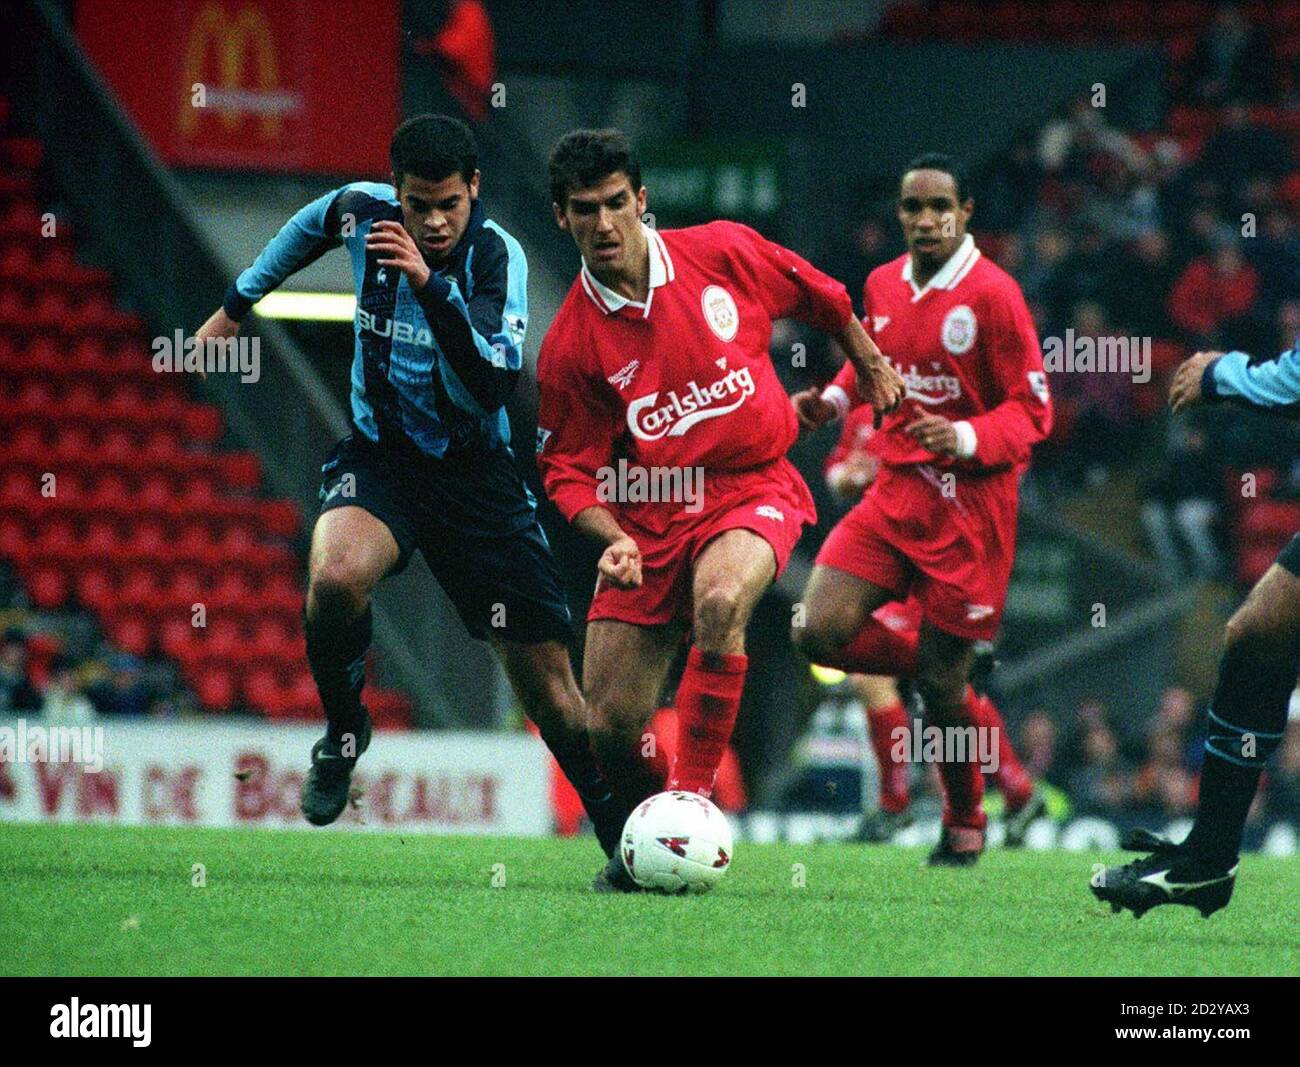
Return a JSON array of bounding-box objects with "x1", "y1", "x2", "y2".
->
[
  {"x1": 1093, "y1": 340, "x2": 1300, "y2": 917},
  {"x1": 194, "y1": 115, "x2": 626, "y2": 854}
]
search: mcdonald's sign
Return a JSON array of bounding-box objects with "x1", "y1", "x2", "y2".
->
[
  {"x1": 178, "y1": 2, "x2": 300, "y2": 141},
  {"x1": 76, "y1": 0, "x2": 398, "y2": 174}
]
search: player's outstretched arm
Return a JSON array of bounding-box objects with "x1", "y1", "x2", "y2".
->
[
  {"x1": 1172, "y1": 346, "x2": 1300, "y2": 414},
  {"x1": 188, "y1": 307, "x2": 242, "y2": 379},
  {"x1": 834, "y1": 316, "x2": 905, "y2": 420},
  {"x1": 222, "y1": 187, "x2": 347, "y2": 324}
]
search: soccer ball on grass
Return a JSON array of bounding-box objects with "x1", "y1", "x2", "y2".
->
[{"x1": 621, "y1": 790, "x2": 733, "y2": 894}]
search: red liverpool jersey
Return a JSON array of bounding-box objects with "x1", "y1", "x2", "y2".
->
[
  {"x1": 537, "y1": 220, "x2": 853, "y2": 523},
  {"x1": 825, "y1": 235, "x2": 1052, "y2": 474}
]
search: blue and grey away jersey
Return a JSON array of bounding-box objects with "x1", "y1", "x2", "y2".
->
[
  {"x1": 224, "y1": 183, "x2": 528, "y2": 458},
  {"x1": 1202, "y1": 339, "x2": 1300, "y2": 415}
]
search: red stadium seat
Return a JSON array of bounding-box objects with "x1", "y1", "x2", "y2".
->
[
  {"x1": 27, "y1": 565, "x2": 70, "y2": 609},
  {"x1": 258, "y1": 499, "x2": 301, "y2": 539},
  {"x1": 194, "y1": 664, "x2": 237, "y2": 712},
  {"x1": 74, "y1": 567, "x2": 117, "y2": 612},
  {"x1": 103, "y1": 610, "x2": 154, "y2": 658}
]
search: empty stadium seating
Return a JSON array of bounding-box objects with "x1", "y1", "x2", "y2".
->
[{"x1": 0, "y1": 99, "x2": 412, "y2": 729}]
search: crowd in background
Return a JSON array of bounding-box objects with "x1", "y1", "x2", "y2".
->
[
  {"x1": 1014, "y1": 686, "x2": 1300, "y2": 836},
  {"x1": 0, "y1": 620, "x2": 194, "y2": 725}
]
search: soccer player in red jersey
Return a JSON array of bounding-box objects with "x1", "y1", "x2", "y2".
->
[
  {"x1": 793, "y1": 153, "x2": 1052, "y2": 866},
  {"x1": 822, "y1": 406, "x2": 1045, "y2": 845},
  {"x1": 535, "y1": 129, "x2": 904, "y2": 890}
]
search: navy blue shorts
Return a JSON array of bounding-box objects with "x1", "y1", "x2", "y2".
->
[
  {"x1": 1279, "y1": 532, "x2": 1300, "y2": 576},
  {"x1": 318, "y1": 433, "x2": 573, "y2": 644}
]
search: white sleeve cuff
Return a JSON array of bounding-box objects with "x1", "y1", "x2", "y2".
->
[
  {"x1": 821, "y1": 384, "x2": 850, "y2": 419},
  {"x1": 952, "y1": 420, "x2": 978, "y2": 460}
]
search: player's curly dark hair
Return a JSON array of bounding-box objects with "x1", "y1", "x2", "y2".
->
[
  {"x1": 902, "y1": 151, "x2": 968, "y2": 202},
  {"x1": 548, "y1": 128, "x2": 642, "y2": 207},
  {"x1": 390, "y1": 114, "x2": 478, "y2": 187}
]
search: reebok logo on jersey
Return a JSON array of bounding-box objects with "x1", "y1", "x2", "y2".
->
[
  {"x1": 626, "y1": 367, "x2": 756, "y2": 442},
  {"x1": 755, "y1": 505, "x2": 785, "y2": 522},
  {"x1": 964, "y1": 603, "x2": 995, "y2": 622},
  {"x1": 607, "y1": 359, "x2": 640, "y2": 390}
]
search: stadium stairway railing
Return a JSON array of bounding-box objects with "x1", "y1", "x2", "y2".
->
[{"x1": 0, "y1": 0, "x2": 461, "y2": 725}]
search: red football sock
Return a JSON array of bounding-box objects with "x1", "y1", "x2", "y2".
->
[
  {"x1": 867, "y1": 699, "x2": 911, "y2": 813},
  {"x1": 973, "y1": 692, "x2": 1033, "y2": 809},
  {"x1": 669, "y1": 646, "x2": 747, "y2": 798},
  {"x1": 933, "y1": 687, "x2": 987, "y2": 831},
  {"x1": 822, "y1": 617, "x2": 918, "y2": 677}
]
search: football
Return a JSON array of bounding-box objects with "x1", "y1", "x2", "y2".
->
[{"x1": 621, "y1": 790, "x2": 734, "y2": 894}]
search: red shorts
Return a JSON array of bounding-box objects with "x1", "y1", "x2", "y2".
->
[
  {"x1": 816, "y1": 463, "x2": 1019, "y2": 641},
  {"x1": 874, "y1": 596, "x2": 923, "y2": 635},
  {"x1": 588, "y1": 457, "x2": 815, "y2": 628}
]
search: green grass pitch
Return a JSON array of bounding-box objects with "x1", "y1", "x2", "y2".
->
[{"x1": 1, "y1": 822, "x2": 1295, "y2": 976}]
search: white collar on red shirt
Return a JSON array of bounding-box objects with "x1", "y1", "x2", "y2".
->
[
  {"x1": 579, "y1": 223, "x2": 675, "y2": 318},
  {"x1": 900, "y1": 234, "x2": 980, "y2": 302}
]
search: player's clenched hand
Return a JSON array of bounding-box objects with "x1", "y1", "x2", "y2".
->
[
  {"x1": 598, "y1": 535, "x2": 643, "y2": 590},
  {"x1": 792, "y1": 387, "x2": 838, "y2": 431},
  {"x1": 855, "y1": 353, "x2": 905, "y2": 424},
  {"x1": 192, "y1": 307, "x2": 241, "y2": 380},
  {"x1": 905, "y1": 413, "x2": 959, "y2": 457},
  {"x1": 366, "y1": 221, "x2": 431, "y2": 290},
  {"x1": 1169, "y1": 350, "x2": 1223, "y2": 413},
  {"x1": 828, "y1": 450, "x2": 879, "y2": 500}
]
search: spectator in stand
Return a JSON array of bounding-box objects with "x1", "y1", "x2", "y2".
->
[
  {"x1": 1045, "y1": 226, "x2": 1111, "y2": 328},
  {"x1": 1018, "y1": 711, "x2": 1058, "y2": 785},
  {"x1": 1132, "y1": 727, "x2": 1198, "y2": 820},
  {"x1": 1100, "y1": 229, "x2": 1178, "y2": 339},
  {"x1": 980, "y1": 134, "x2": 1042, "y2": 231},
  {"x1": 1083, "y1": 162, "x2": 1162, "y2": 244},
  {"x1": 1140, "y1": 414, "x2": 1227, "y2": 581},
  {"x1": 1197, "y1": 101, "x2": 1292, "y2": 188},
  {"x1": 1066, "y1": 722, "x2": 1134, "y2": 817},
  {"x1": 87, "y1": 653, "x2": 151, "y2": 717},
  {"x1": 1153, "y1": 687, "x2": 1202, "y2": 772},
  {"x1": 41, "y1": 654, "x2": 97, "y2": 726},
  {"x1": 1245, "y1": 211, "x2": 1300, "y2": 313},
  {"x1": 1185, "y1": 4, "x2": 1279, "y2": 106},
  {"x1": 1167, "y1": 239, "x2": 1259, "y2": 347},
  {"x1": 1038, "y1": 96, "x2": 1149, "y2": 184},
  {"x1": 1017, "y1": 226, "x2": 1070, "y2": 327},
  {"x1": 0, "y1": 627, "x2": 40, "y2": 714},
  {"x1": 1048, "y1": 300, "x2": 1142, "y2": 486}
]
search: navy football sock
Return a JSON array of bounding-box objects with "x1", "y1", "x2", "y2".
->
[
  {"x1": 305, "y1": 606, "x2": 372, "y2": 745},
  {"x1": 1182, "y1": 639, "x2": 1293, "y2": 866},
  {"x1": 534, "y1": 715, "x2": 612, "y2": 805}
]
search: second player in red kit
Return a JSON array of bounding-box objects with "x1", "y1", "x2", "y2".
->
[
  {"x1": 794, "y1": 153, "x2": 1052, "y2": 866},
  {"x1": 537, "y1": 129, "x2": 904, "y2": 890}
]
